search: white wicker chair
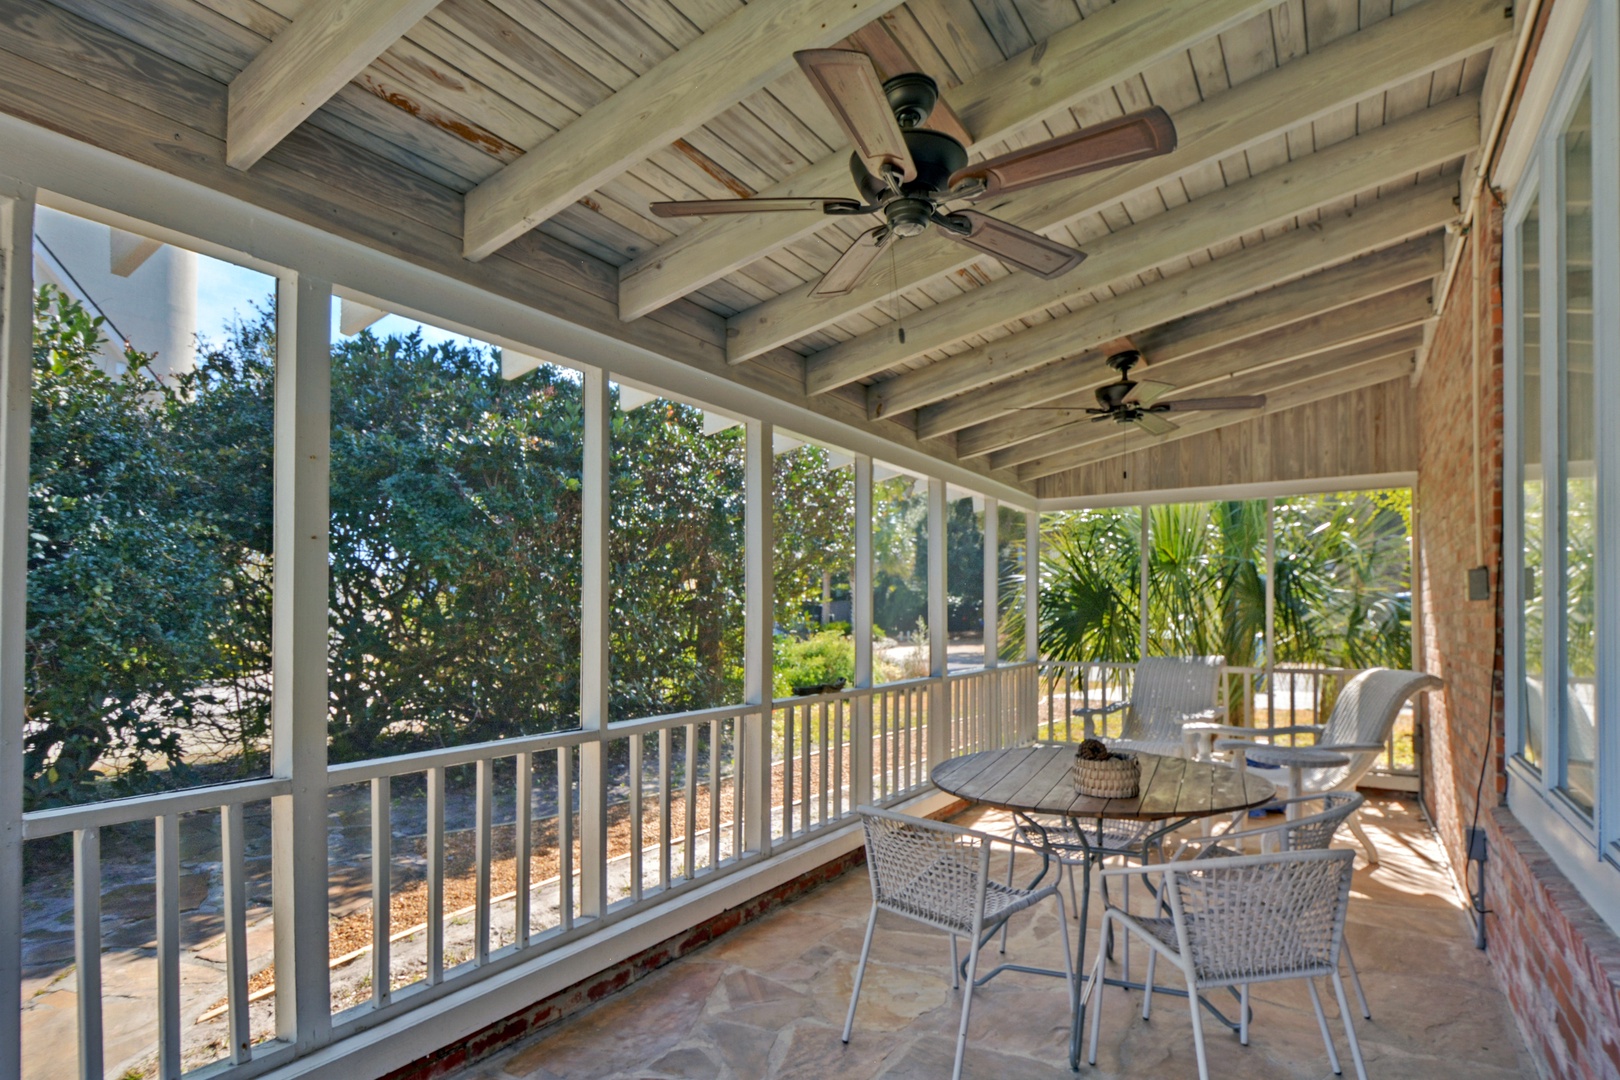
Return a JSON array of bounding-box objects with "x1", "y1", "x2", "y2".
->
[
  {"x1": 1168, "y1": 792, "x2": 1372, "y2": 1021},
  {"x1": 845, "y1": 807, "x2": 1076, "y2": 1080},
  {"x1": 1082, "y1": 849, "x2": 1366, "y2": 1080},
  {"x1": 1213, "y1": 667, "x2": 1441, "y2": 863},
  {"x1": 1075, "y1": 655, "x2": 1226, "y2": 757}
]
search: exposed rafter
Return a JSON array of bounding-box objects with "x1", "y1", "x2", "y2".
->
[
  {"x1": 726, "y1": 0, "x2": 1504, "y2": 365},
  {"x1": 944, "y1": 239, "x2": 1443, "y2": 453},
  {"x1": 226, "y1": 0, "x2": 444, "y2": 171},
  {"x1": 803, "y1": 95, "x2": 1476, "y2": 397},
  {"x1": 616, "y1": 0, "x2": 1280, "y2": 321},
  {"x1": 1017, "y1": 349, "x2": 1418, "y2": 480},
  {"x1": 902, "y1": 216, "x2": 1449, "y2": 438},
  {"x1": 461, "y1": 0, "x2": 909, "y2": 261},
  {"x1": 985, "y1": 308, "x2": 1430, "y2": 470}
]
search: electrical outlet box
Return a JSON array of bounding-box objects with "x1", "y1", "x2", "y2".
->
[
  {"x1": 1466, "y1": 826, "x2": 1489, "y2": 863},
  {"x1": 1468, "y1": 566, "x2": 1491, "y2": 601}
]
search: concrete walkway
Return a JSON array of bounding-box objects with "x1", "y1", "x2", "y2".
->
[{"x1": 453, "y1": 797, "x2": 1536, "y2": 1080}]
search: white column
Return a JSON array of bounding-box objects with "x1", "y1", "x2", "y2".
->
[
  {"x1": 1025, "y1": 511, "x2": 1040, "y2": 664},
  {"x1": 983, "y1": 498, "x2": 998, "y2": 669},
  {"x1": 1138, "y1": 504, "x2": 1151, "y2": 660},
  {"x1": 578, "y1": 370, "x2": 610, "y2": 917},
  {"x1": 928, "y1": 478, "x2": 949, "y2": 767},
  {"x1": 0, "y1": 190, "x2": 35, "y2": 1080},
  {"x1": 270, "y1": 273, "x2": 331, "y2": 1049},
  {"x1": 1265, "y1": 498, "x2": 1277, "y2": 676},
  {"x1": 743, "y1": 420, "x2": 774, "y2": 854},
  {"x1": 1025, "y1": 510, "x2": 1041, "y2": 744},
  {"x1": 852, "y1": 456, "x2": 873, "y2": 805}
]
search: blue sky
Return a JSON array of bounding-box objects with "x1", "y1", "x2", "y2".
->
[{"x1": 193, "y1": 253, "x2": 486, "y2": 353}]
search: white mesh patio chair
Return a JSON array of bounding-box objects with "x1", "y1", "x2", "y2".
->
[
  {"x1": 1074, "y1": 655, "x2": 1226, "y2": 757},
  {"x1": 1082, "y1": 849, "x2": 1366, "y2": 1080},
  {"x1": 1212, "y1": 668, "x2": 1441, "y2": 863},
  {"x1": 845, "y1": 806, "x2": 1076, "y2": 1080},
  {"x1": 1168, "y1": 792, "x2": 1372, "y2": 1020}
]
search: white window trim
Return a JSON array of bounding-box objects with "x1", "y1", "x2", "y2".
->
[{"x1": 1502, "y1": 0, "x2": 1620, "y2": 932}]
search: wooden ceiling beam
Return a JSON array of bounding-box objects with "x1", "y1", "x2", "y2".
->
[
  {"x1": 893, "y1": 188, "x2": 1454, "y2": 441},
  {"x1": 911, "y1": 226, "x2": 1445, "y2": 440},
  {"x1": 226, "y1": 0, "x2": 444, "y2": 171},
  {"x1": 728, "y1": 0, "x2": 1505, "y2": 365},
  {"x1": 945, "y1": 240, "x2": 1441, "y2": 453},
  {"x1": 461, "y1": 0, "x2": 907, "y2": 261},
  {"x1": 986, "y1": 316, "x2": 1429, "y2": 470},
  {"x1": 1016, "y1": 351, "x2": 1418, "y2": 481},
  {"x1": 806, "y1": 94, "x2": 1476, "y2": 398},
  {"x1": 617, "y1": 0, "x2": 1279, "y2": 320}
]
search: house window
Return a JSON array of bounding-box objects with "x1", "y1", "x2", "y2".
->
[{"x1": 1503, "y1": 0, "x2": 1620, "y2": 923}]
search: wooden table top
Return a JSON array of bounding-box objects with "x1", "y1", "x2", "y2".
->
[{"x1": 931, "y1": 745, "x2": 1276, "y2": 821}]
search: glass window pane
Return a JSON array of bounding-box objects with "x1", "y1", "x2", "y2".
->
[
  {"x1": 328, "y1": 317, "x2": 585, "y2": 753},
  {"x1": 1519, "y1": 188, "x2": 1546, "y2": 769},
  {"x1": 609, "y1": 392, "x2": 745, "y2": 718},
  {"x1": 873, "y1": 463, "x2": 928, "y2": 683},
  {"x1": 772, "y1": 436, "x2": 854, "y2": 696},
  {"x1": 28, "y1": 208, "x2": 276, "y2": 808},
  {"x1": 1559, "y1": 82, "x2": 1596, "y2": 814},
  {"x1": 998, "y1": 507, "x2": 1028, "y2": 662},
  {"x1": 946, "y1": 487, "x2": 984, "y2": 671}
]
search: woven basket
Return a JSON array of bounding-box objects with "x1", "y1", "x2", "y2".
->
[{"x1": 1073, "y1": 751, "x2": 1141, "y2": 798}]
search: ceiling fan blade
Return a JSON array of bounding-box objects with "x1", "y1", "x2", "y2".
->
[
  {"x1": 1134, "y1": 412, "x2": 1179, "y2": 436},
  {"x1": 1132, "y1": 380, "x2": 1176, "y2": 406},
  {"x1": 795, "y1": 50, "x2": 917, "y2": 183},
  {"x1": 813, "y1": 226, "x2": 895, "y2": 298},
  {"x1": 939, "y1": 210, "x2": 1085, "y2": 279},
  {"x1": 650, "y1": 197, "x2": 864, "y2": 218},
  {"x1": 1158, "y1": 395, "x2": 1267, "y2": 411},
  {"x1": 948, "y1": 107, "x2": 1177, "y2": 197}
]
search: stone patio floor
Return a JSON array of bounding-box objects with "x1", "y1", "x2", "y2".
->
[{"x1": 452, "y1": 796, "x2": 1536, "y2": 1079}]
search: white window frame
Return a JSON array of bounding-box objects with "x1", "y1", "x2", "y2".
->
[{"x1": 1502, "y1": 0, "x2": 1620, "y2": 933}]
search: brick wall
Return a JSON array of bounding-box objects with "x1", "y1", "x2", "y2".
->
[{"x1": 1418, "y1": 199, "x2": 1620, "y2": 1079}]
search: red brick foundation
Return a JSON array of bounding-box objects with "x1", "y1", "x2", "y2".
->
[{"x1": 1418, "y1": 194, "x2": 1620, "y2": 1078}]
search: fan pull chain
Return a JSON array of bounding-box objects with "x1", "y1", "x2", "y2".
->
[{"x1": 888, "y1": 237, "x2": 905, "y2": 346}]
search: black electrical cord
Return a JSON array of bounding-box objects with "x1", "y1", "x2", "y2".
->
[{"x1": 1463, "y1": 495, "x2": 1505, "y2": 949}]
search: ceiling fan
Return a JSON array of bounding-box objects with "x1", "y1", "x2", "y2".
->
[
  {"x1": 1029, "y1": 349, "x2": 1267, "y2": 436},
  {"x1": 649, "y1": 49, "x2": 1177, "y2": 298}
]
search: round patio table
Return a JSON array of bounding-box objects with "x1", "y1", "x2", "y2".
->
[
  {"x1": 931, "y1": 745, "x2": 1275, "y2": 1068},
  {"x1": 1213, "y1": 740, "x2": 1351, "y2": 818}
]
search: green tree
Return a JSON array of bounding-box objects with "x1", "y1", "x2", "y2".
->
[{"x1": 25, "y1": 288, "x2": 255, "y2": 806}]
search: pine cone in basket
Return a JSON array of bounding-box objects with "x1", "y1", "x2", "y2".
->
[{"x1": 1076, "y1": 738, "x2": 1112, "y2": 761}]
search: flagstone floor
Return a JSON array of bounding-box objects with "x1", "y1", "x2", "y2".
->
[{"x1": 452, "y1": 797, "x2": 1535, "y2": 1080}]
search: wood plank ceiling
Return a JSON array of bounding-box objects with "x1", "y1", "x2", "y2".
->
[{"x1": 0, "y1": 0, "x2": 1510, "y2": 496}]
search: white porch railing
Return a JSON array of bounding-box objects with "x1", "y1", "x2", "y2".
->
[
  {"x1": 18, "y1": 663, "x2": 1038, "y2": 1080},
  {"x1": 18, "y1": 656, "x2": 1425, "y2": 1080}
]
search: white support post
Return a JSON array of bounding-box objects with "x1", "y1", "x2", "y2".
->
[
  {"x1": 0, "y1": 190, "x2": 34, "y2": 1080},
  {"x1": 1025, "y1": 510, "x2": 1040, "y2": 743},
  {"x1": 743, "y1": 419, "x2": 774, "y2": 855},
  {"x1": 1263, "y1": 498, "x2": 1276, "y2": 693},
  {"x1": 578, "y1": 369, "x2": 610, "y2": 918},
  {"x1": 1138, "y1": 504, "x2": 1151, "y2": 660},
  {"x1": 983, "y1": 499, "x2": 998, "y2": 670},
  {"x1": 983, "y1": 499, "x2": 1000, "y2": 745},
  {"x1": 1025, "y1": 511, "x2": 1040, "y2": 664},
  {"x1": 270, "y1": 272, "x2": 332, "y2": 1050},
  {"x1": 852, "y1": 455, "x2": 874, "y2": 806},
  {"x1": 928, "y1": 478, "x2": 949, "y2": 768}
]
